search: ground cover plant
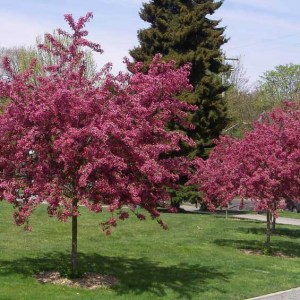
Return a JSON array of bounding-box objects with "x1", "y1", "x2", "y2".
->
[
  {"x1": 0, "y1": 13, "x2": 195, "y2": 275},
  {"x1": 0, "y1": 202, "x2": 300, "y2": 299}
]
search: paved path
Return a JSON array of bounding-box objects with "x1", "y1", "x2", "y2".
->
[
  {"x1": 231, "y1": 214, "x2": 300, "y2": 226},
  {"x1": 180, "y1": 205, "x2": 300, "y2": 226},
  {"x1": 246, "y1": 287, "x2": 300, "y2": 300}
]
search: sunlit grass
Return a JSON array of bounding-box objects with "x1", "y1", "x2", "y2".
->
[{"x1": 0, "y1": 201, "x2": 299, "y2": 300}]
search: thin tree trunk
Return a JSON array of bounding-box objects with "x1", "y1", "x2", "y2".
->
[
  {"x1": 272, "y1": 213, "x2": 276, "y2": 232},
  {"x1": 226, "y1": 203, "x2": 228, "y2": 219},
  {"x1": 265, "y1": 210, "x2": 271, "y2": 248},
  {"x1": 71, "y1": 198, "x2": 78, "y2": 276},
  {"x1": 170, "y1": 200, "x2": 180, "y2": 211}
]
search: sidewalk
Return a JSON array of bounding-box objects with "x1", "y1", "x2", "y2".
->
[
  {"x1": 180, "y1": 204, "x2": 300, "y2": 226},
  {"x1": 231, "y1": 214, "x2": 300, "y2": 226},
  {"x1": 246, "y1": 287, "x2": 300, "y2": 300}
]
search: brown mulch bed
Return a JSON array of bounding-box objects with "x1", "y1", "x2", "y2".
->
[
  {"x1": 34, "y1": 271, "x2": 118, "y2": 289},
  {"x1": 240, "y1": 249, "x2": 293, "y2": 258}
]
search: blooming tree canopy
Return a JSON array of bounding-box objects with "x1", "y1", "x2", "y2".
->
[
  {"x1": 191, "y1": 103, "x2": 300, "y2": 246},
  {"x1": 0, "y1": 13, "x2": 195, "y2": 274}
]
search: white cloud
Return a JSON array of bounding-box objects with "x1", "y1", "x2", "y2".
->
[
  {"x1": 226, "y1": 0, "x2": 298, "y2": 17},
  {"x1": 218, "y1": 9, "x2": 300, "y2": 47},
  {"x1": 0, "y1": 11, "x2": 52, "y2": 47}
]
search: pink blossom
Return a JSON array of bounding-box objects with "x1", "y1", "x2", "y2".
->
[
  {"x1": 119, "y1": 212, "x2": 129, "y2": 220},
  {"x1": 0, "y1": 13, "x2": 195, "y2": 232},
  {"x1": 191, "y1": 102, "x2": 300, "y2": 225},
  {"x1": 137, "y1": 214, "x2": 146, "y2": 221},
  {"x1": 108, "y1": 217, "x2": 117, "y2": 227}
]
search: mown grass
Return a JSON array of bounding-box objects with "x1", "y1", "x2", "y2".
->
[
  {"x1": 278, "y1": 211, "x2": 300, "y2": 219},
  {"x1": 246, "y1": 210, "x2": 300, "y2": 220},
  {"x1": 0, "y1": 202, "x2": 299, "y2": 300}
]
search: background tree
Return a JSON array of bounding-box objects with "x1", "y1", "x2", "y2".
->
[
  {"x1": 223, "y1": 59, "x2": 300, "y2": 138},
  {"x1": 258, "y1": 64, "x2": 300, "y2": 105},
  {"x1": 0, "y1": 35, "x2": 97, "y2": 79},
  {"x1": 0, "y1": 13, "x2": 195, "y2": 276},
  {"x1": 130, "y1": 0, "x2": 229, "y2": 157},
  {"x1": 130, "y1": 0, "x2": 229, "y2": 206},
  {"x1": 0, "y1": 46, "x2": 37, "y2": 76},
  {"x1": 191, "y1": 103, "x2": 300, "y2": 249},
  {"x1": 224, "y1": 57, "x2": 265, "y2": 137},
  {"x1": 227, "y1": 56, "x2": 249, "y2": 94}
]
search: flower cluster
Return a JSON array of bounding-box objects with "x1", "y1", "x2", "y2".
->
[{"x1": 191, "y1": 102, "x2": 300, "y2": 215}]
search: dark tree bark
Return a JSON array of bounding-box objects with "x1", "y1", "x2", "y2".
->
[
  {"x1": 272, "y1": 213, "x2": 276, "y2": 232},
  {"x1": 71, "y1": 198, "x2": 78, "y2": 276}
]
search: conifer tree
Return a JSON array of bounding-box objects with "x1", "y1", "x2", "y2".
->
[{"x1": 130, "y1": 0, "x2": 229, "y2": 158}]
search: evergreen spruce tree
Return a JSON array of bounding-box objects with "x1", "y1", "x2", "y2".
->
[
  {"x1": 130, "y1": 0, "x2": 229, "y2": 207},
  {"x1": 130, "y1": 0, "x2": 229, "y2": 158}
]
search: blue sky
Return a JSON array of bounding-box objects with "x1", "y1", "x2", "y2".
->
[{"x1": 1, "y1": 0, "x2": 300, "y2": 85}]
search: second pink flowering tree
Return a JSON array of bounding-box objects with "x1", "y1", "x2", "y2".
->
[
  {"x1": 192, "y1": 103, "x2": 300, "y2": 249},
  {"x1": 0, "y1": 13, "x2": 195, "y2": 275}
]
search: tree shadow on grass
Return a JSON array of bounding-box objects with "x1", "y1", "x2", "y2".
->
[
  {"x1": 214, "y1": 238, "x2": 300, "y2": 257},
  {"x1": 237, "y1": 227, "x2": 300, "y2": 239},
  {"x1": 0, "y1": 252, "x2": 230, "y2": 299}
]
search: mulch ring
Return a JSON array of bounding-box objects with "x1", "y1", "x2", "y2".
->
[
  {"x1": 240, "y1": 249, "x2": 293, "y2": 258},
  {"x1": 34, "y1": 271, "x2": 118, "y2": 289}
]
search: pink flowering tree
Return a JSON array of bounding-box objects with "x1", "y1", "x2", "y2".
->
[
  {"x1": 0, "y1": 13, "x2": 195, "y2": 275},
  {"x1": 191, "y1": 103, "x2": 300, "y2": 249}
]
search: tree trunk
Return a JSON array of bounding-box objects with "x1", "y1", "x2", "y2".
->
[
  {"x1": 170, "y1": 200, "x2": 180, "y2": 210},
  {"x1": 71, "y1": 198, "x2": 78, "y2": 277},
  {"x1": 265, "y1": 210, "x2": 271, "y2": 248},
  {"x1": 272, "y1": 213, "x2": 276, "y2": 232},
  {"x1": 225, "y1": 203, "x2": 229, "y2": 219}
]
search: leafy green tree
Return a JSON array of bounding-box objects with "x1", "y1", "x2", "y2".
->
[
  {"x1": 0, "y1": 33, "x2": 97, "y2": 79},
  {"x1": 130, "y1": 0, "x2": 229, "y2": 158},
  {"x1": 258, "y1": 64, "x2": 300, "y2": 104},
  {"x1": 225, "y1": 63, "x2": 300, "y2": 138},
  {"x1": 0, "y1": 46, "x2": 37, "y2": 76},
  {"x1": 224, "y1": 59, "x2": 264, "y2": 138}
]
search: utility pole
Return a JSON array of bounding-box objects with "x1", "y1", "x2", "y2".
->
[{"x1": 222, "y1": 56, "x2": 239, "y2": 98}]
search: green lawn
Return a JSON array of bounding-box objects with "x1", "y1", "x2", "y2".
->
[
  {"x1": 0, "y1": 202, "x2": 300, "y2": 300},
  {"x1": 278, "y1": 211, "x2": 300, "y2": 219},
  {"x1": 249, "y1": 210, "x2": 300, "y2": 219},
  {"x1": 245, "y1": 210, "x2": 300, "y2": 220}
]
